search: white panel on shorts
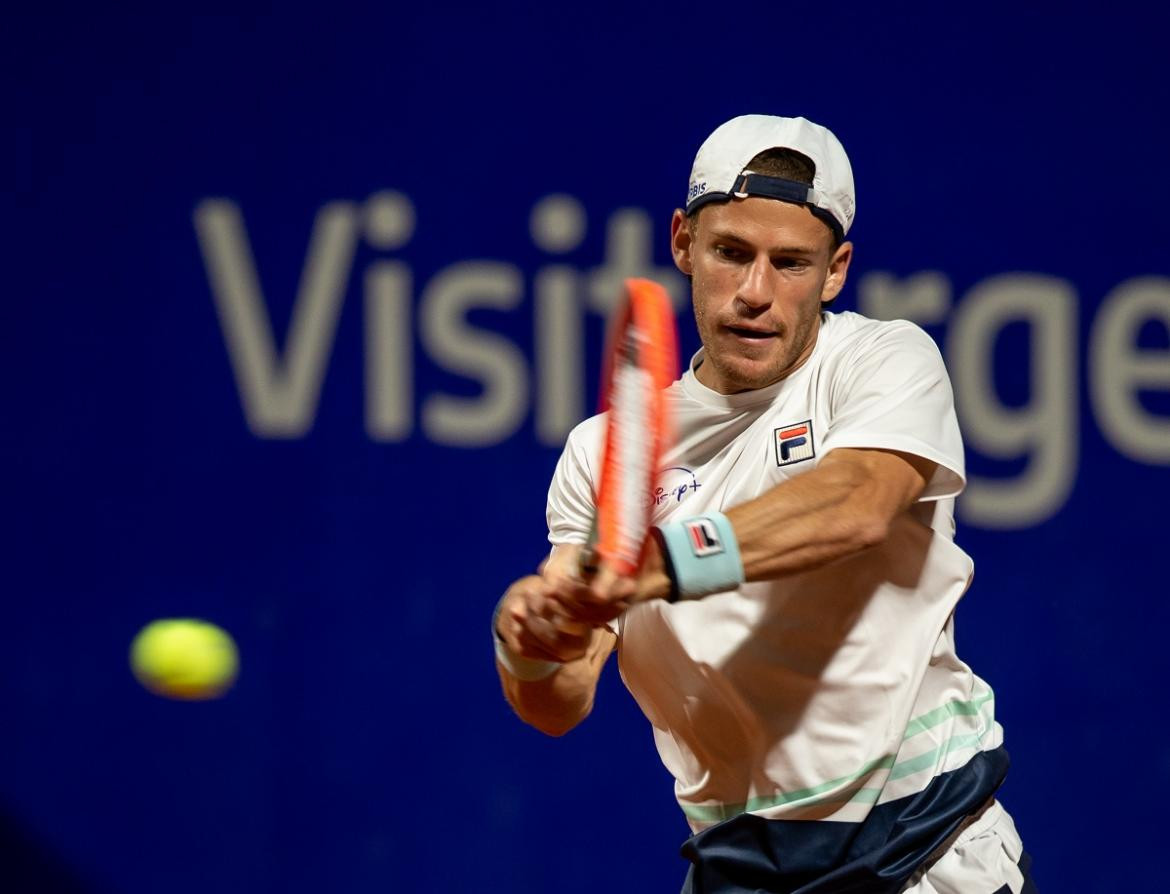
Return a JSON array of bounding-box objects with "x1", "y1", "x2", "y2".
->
[{"x1": 900, "y1": 801, "x2": 1026, "y2": 894}]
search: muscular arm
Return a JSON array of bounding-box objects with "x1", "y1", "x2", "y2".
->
[
  {"x1": 730, "y1": 446, "x2": 937, "y2": 581},
  {"x1": 631, "y1": 446, "x2": 938, "y2": 602}
]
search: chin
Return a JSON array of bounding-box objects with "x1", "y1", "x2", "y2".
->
[{"x1": 712, "y1": 353, "x2": 784, "y2": 391}]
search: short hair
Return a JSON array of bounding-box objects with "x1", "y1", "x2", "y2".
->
[{"x1": 688, "y1": 147, "x2": 843, "y2": 254}]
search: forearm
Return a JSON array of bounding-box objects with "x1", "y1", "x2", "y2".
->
[
  {"x1": 727, "y1": 456, "x2": 890, "y2": 581},
  {"x1": 498, "y1": 627, "x2": 614, "y2": 737},
  {"x1": 644, "y1": 449, "x2": 933, "y2": 596}
]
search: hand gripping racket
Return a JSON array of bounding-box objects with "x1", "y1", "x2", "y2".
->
[{"x1": 580, "y1": 278, "x2": 679, "y2": 580}]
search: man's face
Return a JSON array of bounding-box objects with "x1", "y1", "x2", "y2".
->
[{"x1": 670, "y1": 197, "x2": 852, "y2": 394}]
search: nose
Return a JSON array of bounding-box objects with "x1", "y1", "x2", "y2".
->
[{"x1": 736, "y1": 255, "x2": 773, "y2": 311}]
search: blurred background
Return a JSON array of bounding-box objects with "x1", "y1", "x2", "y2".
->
[{"x1": 4, "y1": 2, "x2": 1168, "y2": 891}]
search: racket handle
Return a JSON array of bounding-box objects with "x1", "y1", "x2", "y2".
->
[{"x1": 578, "y1": 518, "x2": 600, "y2": 579}]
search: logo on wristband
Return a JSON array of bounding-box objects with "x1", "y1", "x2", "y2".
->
[{"x1": 685, "y1": 518, "x2": 725, "y2": 557}]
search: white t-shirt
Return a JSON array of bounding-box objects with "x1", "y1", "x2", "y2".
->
[{"x1": 546, "y1": 311, "x2": 1003, "y2": 833}]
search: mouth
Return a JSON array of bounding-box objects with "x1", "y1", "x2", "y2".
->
[{"x1": 724, "y1": 325, "x2": 777, "y2": 341}]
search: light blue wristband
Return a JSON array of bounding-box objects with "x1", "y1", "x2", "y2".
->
[{"x1": 652, "y1": 512, "x2": 745, "y2": 601}]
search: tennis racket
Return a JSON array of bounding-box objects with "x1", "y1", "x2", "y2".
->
[{"x1": 580, "y1": 278, "x2": 678, "y2": 580}]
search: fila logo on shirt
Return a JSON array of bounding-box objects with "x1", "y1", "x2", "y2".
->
[
  {"x1": 774, "y1": 420, "x2": 815, "y2": 467},
  {"x1": 685, "y1": 518, "x2": 724, "y2": 557}
]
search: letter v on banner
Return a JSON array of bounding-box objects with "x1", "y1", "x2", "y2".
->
[{"x1": 193, "y1": 199, "x2": 359, "y2": 437}]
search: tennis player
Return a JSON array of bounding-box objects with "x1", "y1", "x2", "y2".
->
[{"x1": 494, "y1": 115, "x2": 1036, "y2": 893}]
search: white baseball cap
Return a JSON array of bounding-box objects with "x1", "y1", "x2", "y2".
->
[{"x1": 685, "y1": 115, "x2": 856, "y2": 241}]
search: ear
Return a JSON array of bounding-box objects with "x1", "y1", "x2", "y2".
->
[
  {"x1": 820, "y1": 241, "x2": 853, "y2": 305},
  {"x1": 670, "y1": 208, "x2": 694, "y2": 276}
]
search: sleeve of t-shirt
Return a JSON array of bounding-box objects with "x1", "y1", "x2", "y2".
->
[
  {"x1": 819, "y1": 321, "x2": 965, "y2": 500},
  {"x1": 546, "y1": 418, "x2": 601, "y2": 546}
]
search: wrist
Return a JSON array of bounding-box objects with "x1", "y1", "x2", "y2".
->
[
  {"x1": 635, "y1": 538, "x2": 674, "y2": 602},
  {"x1": 651, "y1": 512, "x2": 745, "y2": 601}
]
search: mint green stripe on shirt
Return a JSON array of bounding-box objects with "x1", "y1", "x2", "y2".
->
[
  {"x1": 902, "y1": 690, "x2": 994, "y2": 741},
  {"x1": 678, "y1": 690, "x2": 997, "y2": 823},
  {"x1": 887, "y1": 732, "x2": 986, "y2": 782},
  {"x1": 680, "y1": 754, "x2": 896, "y2": 823}
]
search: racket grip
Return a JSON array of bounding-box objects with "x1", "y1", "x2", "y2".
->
[{"x1": 578, "y1": 517, "x2": 600, "y2": 579}]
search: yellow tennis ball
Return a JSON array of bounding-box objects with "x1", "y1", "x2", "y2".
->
[{"x1": 130, "y1": 618, "x2": 239, "y2": 700}]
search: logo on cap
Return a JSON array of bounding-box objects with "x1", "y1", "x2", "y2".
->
[
  {"x1": 774, "y1": 420, "x2": 815, "y2": 467},
  {"x1": 687, "y1": 181, "x2": 708, "y2": 204}
]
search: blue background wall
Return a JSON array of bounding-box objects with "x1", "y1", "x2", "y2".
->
[{"x1": 5, "y1": 3, "x2": 1168, "y2": 891}]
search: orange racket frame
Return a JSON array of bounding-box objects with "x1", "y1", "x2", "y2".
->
[{"x1": 589, "y1": 278, "x2": 678, "y2": 576}]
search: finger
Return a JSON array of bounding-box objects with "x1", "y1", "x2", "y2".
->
[
  {"x1": 546, "y1": 604, "x2": 592, "y2": 637},
  {"x1": 546, "y1": 561, "x2": 635, "y2": 623},
  {"x1": 539, "y1": 575, "x2": 594, "y2": 608},
  {"x1": 553, "y1": 595, "x2": 624, "y2": 626},
  {"x1": 537, "y1": 575, "x2": 602, "y2": 620},
  {"x1": 522, "y1": 608, "x2": 590, "y2": 662},
  {"x1": 538, "y1": 581, "x2": 615, "y2": 626},
  {"x1": 498, "y1": 585, "x2": 564, "y2": 661},
  {"x1": 505, "y1": 610, "x2": 575, "y2": 663},
  {"x1": 522, "y1": 625, "x2": 587, "y2": 663},
  {"x1": 498, "y1": 576, "x2": 543, "y2": 629},
  {"x1": 525, "y1": 580, "x2": 610, "y2": 649},
  {"x1": 533, "y1": 599, "x2": 592, "y2": 645},
  {"x1": 499, "y1": 605, "x2": 547, "y2": 659},
  {"x1": 591, "y1": 562, "x2": 637, "y2": 604},
  {"x1": 542, "y1": 563, "x2": 588, "y2": 597}
]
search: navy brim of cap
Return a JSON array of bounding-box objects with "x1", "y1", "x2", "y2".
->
[{"x1": 686, "y1": 174, "x2": 845, "y2": 245}]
